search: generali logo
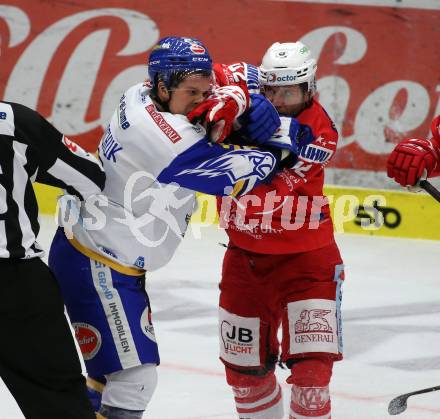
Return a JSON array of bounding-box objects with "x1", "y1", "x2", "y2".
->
[
  {"x1": 294, "y1": 309, "x2": 333, "y2": 334},
  {"x1": 145, "y1": 104, "x2": 182, "y2": 143}
]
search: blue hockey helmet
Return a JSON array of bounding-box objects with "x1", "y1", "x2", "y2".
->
[{"x1": 148, "y1": 36, "x2": 213, "y2": 89}]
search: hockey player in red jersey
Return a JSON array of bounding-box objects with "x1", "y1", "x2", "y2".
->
[
  {"x1": 199, "y1": 42, "x2": 345, "y2": 419},
  {"x1": 387, "y1": 115, "x2": 440, "y2": 186}
]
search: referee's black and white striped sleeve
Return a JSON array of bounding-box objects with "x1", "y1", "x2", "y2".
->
[
  {"x1": 13, "y1": 102, "x2": 105, "y2": 200},
  {"x1": 0, "y1": 102, "x2": 105, "y2": 259}
]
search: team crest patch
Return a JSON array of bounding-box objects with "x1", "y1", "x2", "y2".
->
[
  {"x1": 292, "y1": 385, "x2": 330, "y2": 411},
  {"x1": 177, "y1": 150, "x2": 276, "y2": 194},
  {"x1": 73, "y1": 322, "x2": 102, "y2": 360},
  {"x1": 232, "y1": 386, "x2": 251, "y2": 398}
]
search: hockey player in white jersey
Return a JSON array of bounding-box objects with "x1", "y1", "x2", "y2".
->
[{"x1": 49, "y1": 36, "x2": 302, "y2": 419}]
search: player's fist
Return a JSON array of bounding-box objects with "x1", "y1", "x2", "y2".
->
[
  {"x1": 387, "y1": 138, "x2": 439, "y2": 186},
  {"x1": 240, "y1": 93, "x2": 281, "y2": 143},
  {"x1": 187, "y1": 85, "x2": 249, "y2": 143},
  {"x1": 264, "y1": 116, "x2": 314, "y2": 157}
]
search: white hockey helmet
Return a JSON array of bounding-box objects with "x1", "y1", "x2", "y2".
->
[{"x1": 259, "y1": 42, "x2": 317, "y2": 96}]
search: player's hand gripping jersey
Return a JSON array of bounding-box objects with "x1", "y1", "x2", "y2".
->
[
  {"x1": 68, "y1": 83, "x2": 286, "y2": 271},
  {"x1": 211, "y1": 62, "x2": 339, "y2": 253}
]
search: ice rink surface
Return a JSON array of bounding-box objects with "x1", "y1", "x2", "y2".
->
[{"x1": 1, "y1": 216, "x2": 440, "y2": 419}]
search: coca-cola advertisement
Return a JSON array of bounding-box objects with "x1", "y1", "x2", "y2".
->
[{"x1": 1, "y1": 0, "x2": 439, "y2": 188}]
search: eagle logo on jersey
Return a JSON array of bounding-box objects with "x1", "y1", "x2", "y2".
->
[{"x1": 176, "y1": 150, "x2": 276, "y2": 194}]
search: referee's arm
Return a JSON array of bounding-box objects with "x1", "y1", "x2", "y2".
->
[{"x1": 15, "y1": 103, "x2": 105, "y2": 199}]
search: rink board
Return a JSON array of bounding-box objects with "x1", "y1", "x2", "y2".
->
[{"x1": 34, "y1": 183, "x2": 440, "y2": 240}]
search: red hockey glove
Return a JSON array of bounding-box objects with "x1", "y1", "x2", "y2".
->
[
  {"x1": 431, "y1": 115, "x2": 440, "y2": 141},
  {"x1": 387, "y1": 138, "x2": 439, "y2": 186},
  {"x1": 187, "y1": 85, "x2": 249, "y2": 143}
]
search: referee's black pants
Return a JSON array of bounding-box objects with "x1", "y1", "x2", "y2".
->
[{"x1": 0, "y1": 257, "x2": 95, "y2": 419}]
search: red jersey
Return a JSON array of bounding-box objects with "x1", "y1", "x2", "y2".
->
[
  {"x1": 219, "y1": 98, "x2": 338, "y2": 254},
  {"x1": 430, "y1": 115, "x2": 440, "y2": 178}
]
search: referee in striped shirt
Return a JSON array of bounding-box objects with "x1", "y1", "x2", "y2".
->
[{"x1": 0, "y1": 101, "x2": 105, "y2": 419}]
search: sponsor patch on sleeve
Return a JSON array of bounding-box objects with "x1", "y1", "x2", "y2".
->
[
  {"x1": 298, "y1": 141, "x2": 334, "y2": 164},
  {"x1": 146, "y1": 104, "x2": 182, "y2": 143}
]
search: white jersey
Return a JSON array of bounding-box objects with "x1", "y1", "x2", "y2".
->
[{"x1": 67, "y1": 83, "x2": 279, "y2": 271}]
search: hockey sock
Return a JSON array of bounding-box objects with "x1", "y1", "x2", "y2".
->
[
  {"x1": 227, "y1": 370, "x2": 283, "y2": 419},
  {"x1": 287, "y1": 358, "x2": 332, "y2": 419}
]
